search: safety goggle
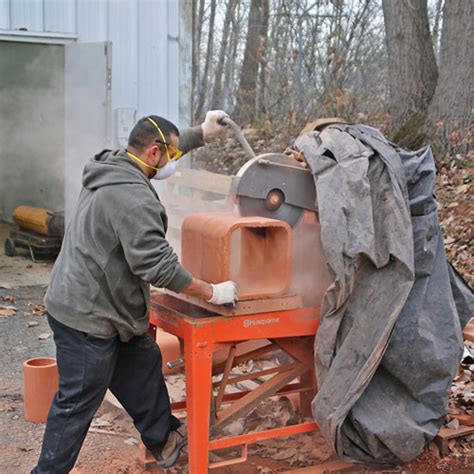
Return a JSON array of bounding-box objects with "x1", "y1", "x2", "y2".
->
[
  {"x1": 154, "y1": 139, "x2": 183, "y2": 161},
  {"x1": 147, "y1": 117, "x2": 183, "y2": 162}
]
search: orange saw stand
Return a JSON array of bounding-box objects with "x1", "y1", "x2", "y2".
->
[{"x1": 140, "y1": 293, "x2": 320, "y2": 472}]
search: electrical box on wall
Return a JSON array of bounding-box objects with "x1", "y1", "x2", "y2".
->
[{"x1": 115, "y1": 107, "x2": 136, "y2": 147}]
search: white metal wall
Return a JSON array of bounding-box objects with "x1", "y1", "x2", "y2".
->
[{"x1": 0, "y1": 0, "x2": 192, "y2": 144}]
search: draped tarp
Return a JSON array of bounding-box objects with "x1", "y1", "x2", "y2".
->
[{"x1": 294, "y1": 124, "x2": 473, "y2": 464}]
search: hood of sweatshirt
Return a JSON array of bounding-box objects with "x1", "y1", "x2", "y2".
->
[{"x1": 82, "y1": 149, "x2": 156, "y2": 194}]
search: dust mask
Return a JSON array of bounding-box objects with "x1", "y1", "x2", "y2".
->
[
  {"x1": 152, "y1": 160, "x2": 176, "y2": 180},
  {"x1": 126, "y1": 150, "x2": 177, "y2": 180}
]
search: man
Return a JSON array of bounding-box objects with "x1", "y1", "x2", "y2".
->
[{"x1": 32, "y1": 111, "x2": 237, "y2": 473}]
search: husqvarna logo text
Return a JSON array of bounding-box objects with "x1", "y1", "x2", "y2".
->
[{"x1": 243, "y1": 317, "x2": 280, "y2": 328}]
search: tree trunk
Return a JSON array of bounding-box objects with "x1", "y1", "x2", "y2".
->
[
  {"x1": 257, "y1": 0, "x2": 270, "y2": 115},
  {"x1": 428, "y1": 0, "x2": 473, "y2": 157},
  {"x1": 382, "y1": 0, "x2": 438, "y2": 148},
  {"x1": 211, "y1": 0, "x2": 236, "y2": 110},
  {"x1": 235, "y1": 0, "x2": 264, "y2": 123},
  {"x1": 195, "y1": 0, "x2": 217, "y2": 121},
  {"x1": 431, "y1": 0, "x2": 444, "y2": 56},
  {"x1": 192, "y1": 0, "x2": 206, "y2": 121},
  {"x1": 224, "y1": 0, "x2": 242, "y2": 111}
]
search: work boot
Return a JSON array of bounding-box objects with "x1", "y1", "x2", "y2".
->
[{"x1": 149, "y1": 425, "x2": 187, "y2": 468}]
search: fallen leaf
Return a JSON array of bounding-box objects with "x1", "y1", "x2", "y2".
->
[
  {"x1": 270, "y1": 447, "x2": 298, "y2": 460},
  {"x1": 99, "y1": 413, "x2": 116, "y2": 422},
  {"x1": 33, "y1": 303, "x2": 47, "y2": 316},
  {"x1": 123, "y1": 437, "x2": 138, "y2": 446},
  {"x1": 27, "y1": 321, "x2": 39, "y2": 328},
  {"x1": 0, "y1": 308, "x2": 16, "y2": 317},
  {"x1": 38, "y1": 333, "x2": 51, "y2": 340},
  {"x1": 224, "y1": 419, "x2": 245, "y2": 436},
  {"x1": 0, "y1": 401, "x2": 16, "y2": 412},
  {"x1": 2, "y1": 295, "x2": 16, "y2": 303},
  {"x1": 91, "y1": 417, "x2": 112, "y2": 428},
  {"x1": 455, "y1": 184, "x2": 469, "y2": 194}
]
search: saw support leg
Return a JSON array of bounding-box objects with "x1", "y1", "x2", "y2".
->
[{"x1": 184, "y1": 334, "x2": 213, "y2": 473}]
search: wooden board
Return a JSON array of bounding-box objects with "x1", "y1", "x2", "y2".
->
[
  {"x1": 451, "y1": 412, "x2": 474, "y2": 426},
  {"x1": 165, "y1": 290, "x2": 303, "y2": 317},
  {"x1": 436, "y1": 425, "x2": 474, "y2": 440},
  {"x1": 463, "y1": 317, "x2": 474, "y2": 342},
  {"x1": 434, "y1": 425, "x2": 474, "y2": 456}
]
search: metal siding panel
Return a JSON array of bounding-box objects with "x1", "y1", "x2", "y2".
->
[
  {"x1": 43, "y1": 0, "x2": 76, "y2": 33},
  {"x1": 64, "y1": 42, "x2": 111, "y2": 223},
  {"x1": 76, "y1": 0, "x2": 107, "y2": 41},
  {"x1": 178, "y1": 0, "x2": 192, "y2": 129},
  {"x1": 167, "y1": 0, "x2": 179, "y2": 124},
  {"x1": 167, "y1": 0, "x2": 179, "y2": 38},
  {"x1": 0, "y1": 0, "x2": 10, "y2": 29},
  {"x1": 108, "y1": 0, "x2": 138, "y2": 115},
  {"x1": 138, "y1": 0, "x2": 168, "y2": 118},
  {"x1": 10, "y1": 0, "x2": 44, "y2": 31}
]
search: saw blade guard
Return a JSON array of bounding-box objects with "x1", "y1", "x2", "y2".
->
[{"x1": 232, "y1": 153, "x2": 317, "y2": 227}]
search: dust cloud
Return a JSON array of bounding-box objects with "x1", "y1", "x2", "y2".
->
[
  {"x1": 290, "y1": 211, "x2": 331, "y2": 307},
  {"x1": 162, "y1": 175, "x2": 331, "y2": 304}
]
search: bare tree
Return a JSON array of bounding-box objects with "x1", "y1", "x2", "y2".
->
[
  {"x1": 382, "y1": 0, "x2": 438, "y2": 148},
  {"x1": 190, "y1": 0, "x2": 470, "y2": 156},
  {"x1": 211, "y1": 0, "x2": 237, "y2": 110},
  {"x1": 192, "y1": 0, "x2": 206, "y2": 119},
  {"x1": 429, "y1": 0, "x2": 473, "y2": 156},
  {"x1": 235, "y1": 0, "x2": 267, "y2": 123},
  {"x1": 257, "y1": 0, "x2": 270, "y2": 115},
  {"x1": 195, "y1": 0, "x2": 217, "y2": 121}
]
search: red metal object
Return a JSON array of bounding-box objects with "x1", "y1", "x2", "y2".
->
[
  {"x1": 181, "y1": 212, "x2": 292, "y2": 300},
  {"x1": 146, "y1": 294, "x2": 320, "y2": 473}
]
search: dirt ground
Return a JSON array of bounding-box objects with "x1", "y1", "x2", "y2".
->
[
  {"x1": 0, "y1": 222, "x2": 53, "y2": 288},
  {"x1": 0, "y1": 225, "x2": 473, "y2": 473}
]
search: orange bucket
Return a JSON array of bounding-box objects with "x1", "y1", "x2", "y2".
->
[{"x1": 23, "y1": 357, "x2": 59, "y2": 423}]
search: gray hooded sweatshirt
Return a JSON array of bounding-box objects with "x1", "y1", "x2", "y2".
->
[{"x1": 45, "y1": 127, "x2": 204, "y2": 341}]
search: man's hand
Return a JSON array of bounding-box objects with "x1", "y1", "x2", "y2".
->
[
  {"x1": 207, "y1": 281, "x2": 238, "y2": 305},
  {"x1": 201, "y1": 110, "x2": 229, "y2": 141},
  {"x1": 181, "y1": 278, "x2": 238, "y2": 305}
]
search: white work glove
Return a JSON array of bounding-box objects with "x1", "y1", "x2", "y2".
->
[
  {"x1": 201, "y1": 110, "x2": 229, "y2": 141},
  {"x1": 207, "y1": 281, "x2": 238, "y2": 305}
]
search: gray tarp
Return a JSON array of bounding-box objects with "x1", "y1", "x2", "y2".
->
[{"x1": 294, "y1": 124, "x2": 473, "y2": 465}]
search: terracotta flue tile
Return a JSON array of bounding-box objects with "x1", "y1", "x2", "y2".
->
[{"x1": 181, "y1": 212, "x2": 292, "y2": 300}]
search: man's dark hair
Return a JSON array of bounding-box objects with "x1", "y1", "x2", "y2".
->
[{"x1": 127, "y1": 115, "x2": 180, "y2": 152}]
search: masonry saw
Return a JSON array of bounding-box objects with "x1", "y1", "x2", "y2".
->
[{"x1": 222, "y1": 117, "x2": 317, "y2": 227}]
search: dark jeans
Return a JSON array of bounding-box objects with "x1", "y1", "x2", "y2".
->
[{"x1": 32, "y1": 313, "x2": 179, "y2": 474}]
